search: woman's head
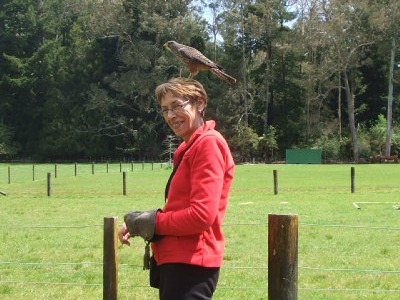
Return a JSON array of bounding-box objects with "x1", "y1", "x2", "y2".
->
[
  {"x1": 155, "y1": 77, "x2": 208, "y2": 118},
  {"x1": 155, "y1": 78, "x2": 208, "y2": 142}
]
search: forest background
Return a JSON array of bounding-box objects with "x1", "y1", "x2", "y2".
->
[{"x1": 0, "y1": 0, "x2": 399, "y2": 163}]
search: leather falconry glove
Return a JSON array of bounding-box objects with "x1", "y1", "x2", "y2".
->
[{"x1": 124, "y1": 209, "x2": 160, "y2": 242}]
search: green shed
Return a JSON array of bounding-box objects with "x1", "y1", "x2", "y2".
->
[{"x1": 286, "y1": 149, "x2": 322, "y2": 164}]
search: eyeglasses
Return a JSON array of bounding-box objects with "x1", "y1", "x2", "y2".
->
[{"x1": 161, "y1": 100, "x2": 191, "y2": 116}]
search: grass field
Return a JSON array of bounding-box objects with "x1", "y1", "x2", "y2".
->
[{"x1": 0, "y1": 162, "x2": 399, "y2": 299}]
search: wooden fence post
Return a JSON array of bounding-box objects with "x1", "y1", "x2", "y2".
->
[
  {"x1": 103, "y1": 217, "x2": 118, "y2": 300},
  {"x1": 268, "y1": 214, "x2": 298, "y2": 300},
  {"x1": 123, "y1": 172, "x2": 127, "y2": 196},
  {"x1": 273, "y1": 170, "x2": 278, "y2": 195},
  {"x1": 351, "y1": 167, "x2": 355, "y2": 193},
  {"x1": 32, "y1": 165, "x2": 35, "y2": 181},
  {"x1": 47, "y1": 172, "x2": 51, "y2": 197},
  {"x1": 8, "y1": 166, "x2": 10, "y2": 184}
]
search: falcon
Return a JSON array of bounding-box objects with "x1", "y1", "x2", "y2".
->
[{"x1": 164, "y1": 40, "x2": 237, "y2": 85}]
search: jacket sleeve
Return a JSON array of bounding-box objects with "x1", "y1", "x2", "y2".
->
[{"x1": 156, "y1": 135, "x2": 226, "y2": 236}]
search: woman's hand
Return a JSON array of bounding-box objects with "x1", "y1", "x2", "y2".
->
[{"x1": 118, "y1": 222, "x2": 132, "y2": 246}]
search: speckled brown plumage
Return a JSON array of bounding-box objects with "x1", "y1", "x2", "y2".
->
[{"x1": 164, "y1": 40, "x2": 237, "y2": 85}]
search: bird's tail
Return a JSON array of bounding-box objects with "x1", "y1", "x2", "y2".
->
[{"x1": 210, "y1": 68, "x2": 237, "y2": 85}]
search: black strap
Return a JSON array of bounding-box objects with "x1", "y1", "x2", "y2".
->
[
  {"x1": 164, "y1": 157, "x2": 183, "y2": 202},
  {"x1": 164, "y1": 146, "x2": 191, "y2": 202}
]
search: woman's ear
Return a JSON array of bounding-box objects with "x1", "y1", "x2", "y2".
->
[{"x1": 196, "y1": 97, "x2": 206, "y2": 112}]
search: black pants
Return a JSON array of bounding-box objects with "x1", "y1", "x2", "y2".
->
[{"x1": 158, "y1": 263, "x2": 220, "y2": 300}]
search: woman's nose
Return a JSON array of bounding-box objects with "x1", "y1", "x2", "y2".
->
[{"x1": 165, "y1": 109, "x2": 176, "y2": 118}]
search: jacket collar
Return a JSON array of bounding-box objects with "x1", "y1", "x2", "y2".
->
[{"x1": 174, "y1": 120, "x2": 216, "y2": 161}]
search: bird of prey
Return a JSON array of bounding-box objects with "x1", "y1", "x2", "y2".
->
[{"x1": 164, "y1": 41, "x2": 237, "y2": 85}]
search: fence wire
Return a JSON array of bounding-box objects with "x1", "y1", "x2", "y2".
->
[
  {"x1": 1, "y1": 222, "x2": 400, "y2": 230},
  {"x1": 2, "y1": 260, "x2": 400, "y2": 274},
  {"x1": 1, "y1": 279, "x2": 400, "y2": 294}
]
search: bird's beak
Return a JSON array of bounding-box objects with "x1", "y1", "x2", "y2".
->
[{"x1": 163, "y1": 43, "x2": 171, "y2": 52}]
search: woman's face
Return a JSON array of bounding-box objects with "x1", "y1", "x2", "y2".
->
[{"x1": 160, "y1": 92, "x2": 205, "y2": 142}]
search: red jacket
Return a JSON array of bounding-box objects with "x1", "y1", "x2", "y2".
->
[{"x1": 153, "y1": 120, "x2": 235, "y2": 267}]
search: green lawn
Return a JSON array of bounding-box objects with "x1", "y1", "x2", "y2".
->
[{"x1": 0, "y1": 163, "x2": 399, "y2": 299}]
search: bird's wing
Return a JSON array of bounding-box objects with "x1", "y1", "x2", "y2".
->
[{"x1": 177, "y1": 46, "x2": 220, "y2": 69}]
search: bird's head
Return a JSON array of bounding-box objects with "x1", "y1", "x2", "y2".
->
[{"x1": 163, "y1": 41, "x2": 179, "y2": 52}]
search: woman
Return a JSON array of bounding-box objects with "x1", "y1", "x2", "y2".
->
[{"x1": 119, "y1": 77, "x2": 235, "y2": 299}]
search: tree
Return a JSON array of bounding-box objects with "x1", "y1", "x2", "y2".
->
[
  {"x1": 0, "y1": 0, "x2": 109, "y2": 159},
  {"x1": 83, "y1": 0, "x2": 210, "y2": 159},
  {"x1": 1, "y1": 0, "x2": 399, "y2": 162},
  {"x1": 258, "y1": 125, "x2": 278, "y2": 162},
  {"x1": 0, "y1": 124, "x2": 19, "y2": 156},
  {"x1": 384, "y1": 0, "x2": 399, "y2": 156},
  {"x1": 161, "y1": 135, "x2": 179, "y2": 164},
  {"x1": 246, "y1": 0, "x2": 297, "y2": 134},
  {"x1": 294, "y1": 0, "x2": 383, "y2": 162},
  {"x1": 0, "y1": 0, "x2": 44, "y2": 156}
]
